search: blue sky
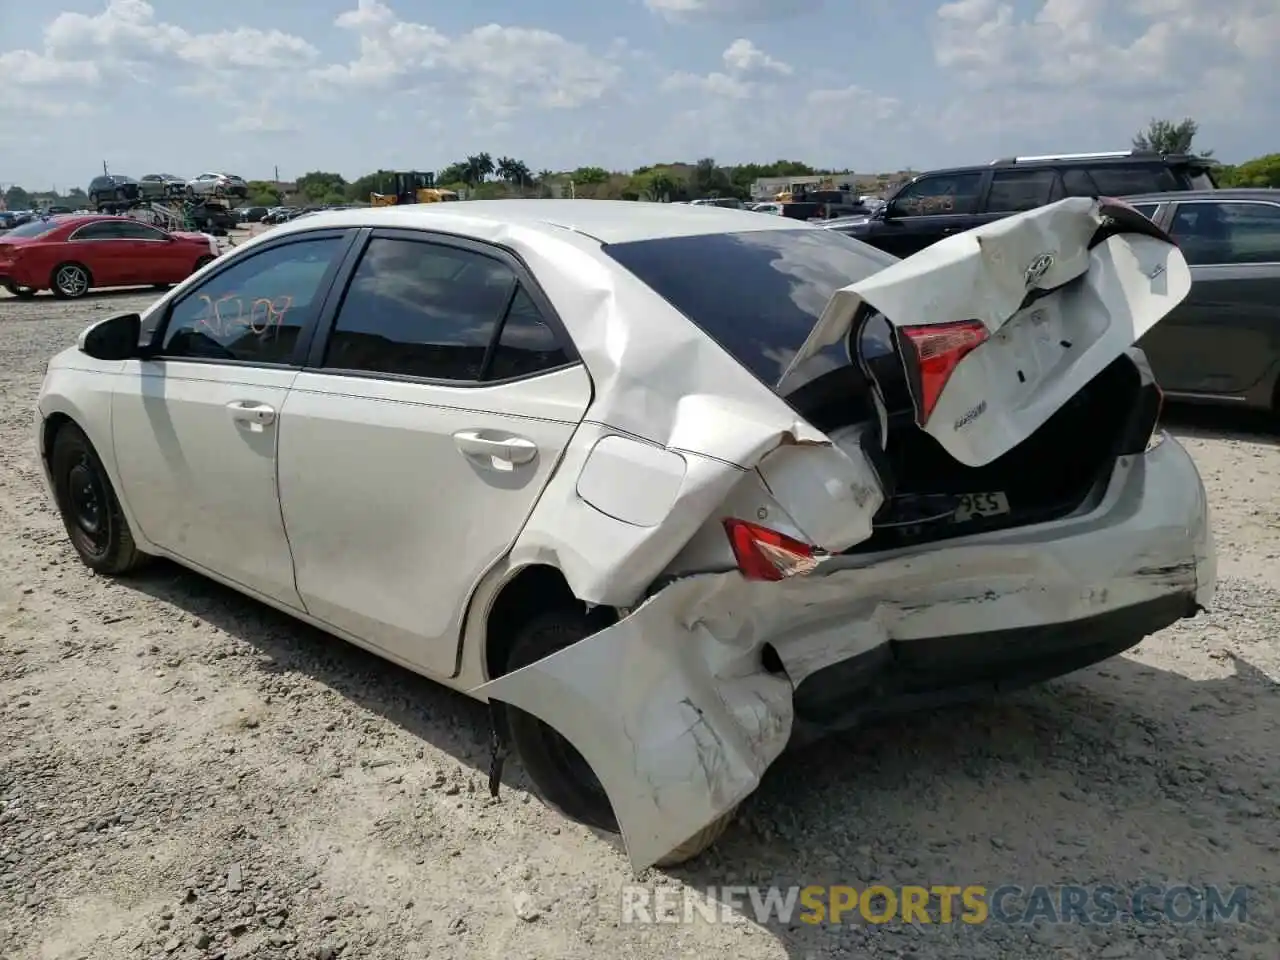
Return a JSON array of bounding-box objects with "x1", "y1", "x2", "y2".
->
[{"x1": 1, "y1": 0, "x2": 1275, "y2": 191}]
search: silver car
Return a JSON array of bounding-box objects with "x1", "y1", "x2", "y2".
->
[{"x1": 184, "y1": 172, "x2": 249, "y2": 200}]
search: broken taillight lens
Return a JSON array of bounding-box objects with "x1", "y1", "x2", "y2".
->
[
  {"x1": 723, "y1": 519, "x2": 819, "y2": 581},
  {"x1": 897, "y1": 320, "x2": 990, "y2": 425}
]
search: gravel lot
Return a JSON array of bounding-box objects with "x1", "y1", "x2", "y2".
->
[{"x1": 2, "y1": 287, "x2": 1278, "y2": 960}]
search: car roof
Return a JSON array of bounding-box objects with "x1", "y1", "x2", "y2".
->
[
  {"x1": 266, "y1": 199, "x2": 818, "y2": 244},
  {"x1": 1121, "y1": 188, "x2": 1280, "y2": 203}
]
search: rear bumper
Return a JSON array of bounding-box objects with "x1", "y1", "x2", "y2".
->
[
  {"x1": 477, "y1": 435, "x2": 1213, "y2": 872},
  {"x1": 792, "y1": 592, "x2": 1195, "y2": 732}
]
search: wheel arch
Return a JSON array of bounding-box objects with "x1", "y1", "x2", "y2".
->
[
  {"x1": 473, "y1": 563, "x2": 618, "y2": 684},
  {"x1": 50, "y1": 260, "x2": 94, "y2": 295},
  {"x1": 37, "y1": 391, "x2": 157, "y2": 556}
]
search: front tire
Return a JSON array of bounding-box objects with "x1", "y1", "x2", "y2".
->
[
  {"x1": 50, "y1": 263, "x2": 91, "y2": 299},
  {"x1": 501, "y1": 608, "x2": 736, "y2": 867},
  {"x1": 49, "y1": 423, "x2": 149, "y2": 574}
]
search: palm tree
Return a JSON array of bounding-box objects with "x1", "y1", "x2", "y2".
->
[{"x1": 465, "y1": 153, "x2": 495, "y2": 185}]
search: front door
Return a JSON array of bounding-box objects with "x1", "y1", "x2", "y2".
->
[
  {"x1": 111, "y1": 231, "x2": 355, "y2": 607},
  {"x1": 1138, "y1": 198, "x2": 1280, "y2": 398},
  {"x1": 873, "y1": 170, "x2": 986, "y2": 257},
  {"x1": 111, "y1": 219, "x2": 188, "y2": 284},
  {"x1": 275, "y1": 231, "x2": 591, "y2": 677}
]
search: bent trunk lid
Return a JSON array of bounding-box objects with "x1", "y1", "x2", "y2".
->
[{"x1": 779, "y1": 197, "x2": 1192, "y2": 466}]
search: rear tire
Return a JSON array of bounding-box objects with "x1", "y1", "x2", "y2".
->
[
  {"x1": 49, "y1": 422, "x2": 149, "y2": 574},
  {"x1": 501, "y1": 608, "x2": 738, "y2": 867},
  {"x1": 50, "y1": 262, "x2": 91, "y2": 299},
  {"x1": 502, "y1": 608, "x2": 620, "y2": 834},
  {"x1": 4, "y1": 283, "x2": 37, "y2": 299}
]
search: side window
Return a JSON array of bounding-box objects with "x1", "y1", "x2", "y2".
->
[
  {"x1": 1129, "y1": 204, "x2": 1159, "y2": 221},
  {"x1": 114, "y1": 221, "x2": 166, "y2": 241},
  {"x1": 159, "y1": 236, "x2": 347, "y2": 363},
  {"x1": 985, "y1": 169, "x2": 1061, "y2": 213},
  {"x1": 487, "y1": 287, "x2": 571, "y2": 380},
  {"x1": 1083, "y1": 164, "x2": 1177, "y2": 197},
  {"x1": 71, "y1": 222, "x2": 124, "y2": 241},
  {"x1": 1171, "y1": 202, "x2": 1280, "y2": 266},
  {"x1": 1061, "y1": 169, "x2": 1099, "y2": 197},
  {"x1": 889, "y1": 172, "x2": 984, "y2": 216},
  {"x1": 325, "y1": 238, "x2": 518, "y2": 381}
]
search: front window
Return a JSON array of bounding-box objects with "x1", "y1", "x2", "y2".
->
[
  {"x1": 602, "y1": 228, "x2": 896, "y2": 386},
  {"x1": 889, "y1": 172, "x2": 984, "y2": 216}
]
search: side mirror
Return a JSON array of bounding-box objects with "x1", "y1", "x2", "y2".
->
[{"x1": 78, "y1": 313, "x2": 143, "y2": 361}]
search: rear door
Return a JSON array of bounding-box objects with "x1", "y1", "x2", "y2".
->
[
  {"x1": 781, "y1": 196, "x2": 1193, "y2": 467},
  {"x1": 276, "y1": 230, "x2": 591, "y2": 678},
  {"x1": 67, "y1": 220, "x2": 129, "y2": 285},
  {"x1": 1138, "y1": 198, "x2": 1280, "y2": 398}
]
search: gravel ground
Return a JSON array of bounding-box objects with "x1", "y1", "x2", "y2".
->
[{"x1": 2, "y1": 287, "x2": 1278, "y2": 960}]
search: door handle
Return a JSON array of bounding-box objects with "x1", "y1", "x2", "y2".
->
[
  {"x1": 453, "y1": 430, "x2": 537, "y2": 466},
  {"x1": 226, "y1": 400, "x2": 276, "y2": 427}
]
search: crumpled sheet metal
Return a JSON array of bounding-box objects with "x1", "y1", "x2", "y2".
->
[
  {"x1": 778, "y1": 196, "x2": 1187, "y2": 383},
  {"x1": 477, "y1": 436, "x2": 1208, "y2": 872}
]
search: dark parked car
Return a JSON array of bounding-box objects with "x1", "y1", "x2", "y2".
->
[
  {"x1": 88, "y1": 175, "x2": 141, "y2": 209},
  {"x1": 832, "y1": 150, "x2": 1219, "y2": 257},
  {"x1": 138, "y1": 174, "x2": 187, "y2": 200},
  {"x1": 236, "y1": 206, "x2": 270, "y2": 223},
  {"x1": 1117, "y1": 189, "x2": 1280, "y2": 414}
]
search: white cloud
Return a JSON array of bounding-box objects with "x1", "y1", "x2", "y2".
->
[
  {"x1": 722, "y1": 38, "x2": 792, "y2": 75},
  {"x1": 646, "y1": 0, "x2": 823, "y2": 22},
  {"x1": 932, "y1": 0, "x2": 1279, "y2": 107},
  {"x1": 660, "y1": 38, "x2": 790, "y2": 99},
  {"x1": 313, "y1": 0, "x2": 620, "y2": 115},
  {"x1": 0, "y1": 0, "x2": 317, "y2": 125}
]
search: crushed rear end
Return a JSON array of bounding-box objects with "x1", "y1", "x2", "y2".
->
[{"x1": 476, "y1": 198, "x2": 1215, "y2": 871}]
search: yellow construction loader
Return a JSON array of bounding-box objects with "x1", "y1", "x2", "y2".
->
[{"x1": 369, "y1": 171, "x2": 460, "y2": 206}]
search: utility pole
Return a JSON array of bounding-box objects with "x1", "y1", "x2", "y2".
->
[
  {"x1": 274, "y1": 165, "x2": 279, "y2": 183},
  {"x1": 103, "y1": 160, "x2": 108, "y2": 175}
]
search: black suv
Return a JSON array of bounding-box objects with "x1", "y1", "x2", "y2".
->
[
  {"x1": 832, "y1": 151, "x2": 1219, "y2": 257},
  {"x1": 87, "y1": 174, "x2": 142, "y2": 210}
]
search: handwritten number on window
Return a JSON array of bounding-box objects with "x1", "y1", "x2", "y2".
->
[{"x1": 194, "y1": 293, "x2": 293, "y2": 339}]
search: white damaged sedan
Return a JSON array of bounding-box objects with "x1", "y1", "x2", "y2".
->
[{"x1": 35, "y1": 197, "x2": 1215, "y2": 871}]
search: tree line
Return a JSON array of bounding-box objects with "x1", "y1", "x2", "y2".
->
[
  {"x1": 4, "y1": 118, "x2": 1277, "y2": 212},
  {"x1": 279, "y1": 157, "x2": 854, "y2": 208}
]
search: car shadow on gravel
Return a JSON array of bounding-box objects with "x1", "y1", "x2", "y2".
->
[
  {"x1": 1162, "y1": 403, "x2": 1278, "y2": 447},
  {"x1": 124, "y1": 561, "x2": 1276, "y2": 956},
  {"x1": 126, "y1": 560, "x2": 494, "y2": 764},
  {"x1": 2, "y1": 287, "x2": 162, "y2": 300}
]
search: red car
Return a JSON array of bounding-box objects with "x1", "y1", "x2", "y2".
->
[{"x1": 0, "y1": 215, "x2": 219, "y2": 299}]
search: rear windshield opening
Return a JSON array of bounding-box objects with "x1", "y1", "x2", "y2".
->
[{"x1": 601, "y1": 228, "x2": 897, "y2": 389}]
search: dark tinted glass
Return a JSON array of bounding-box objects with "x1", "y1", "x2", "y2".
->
[
  {"x1": 114, "y1": 221, "x2": 167, "y2": 240},
  {"x1": 1061, "y1": 169, "x2": 1098, "y2": 197},
  {"x1": 325, "y1": 238, "x2": 516, "y2": 381},
  {"x1": 890, "y1": 172, "x2": 984, "y2": 216},
  {"x1": 1170, "y1": 201, "x2": 1280, "y2": 265},
  {"x1": 1129, "y1": 204, "x2": 1159, "y2": 220},
  {"x1": 603, "y1": 228, "x2": 896, "y2": 386},
  {"x1": 72, "y1": 221, "x2": 125, "y2": 240},
  {"x1": 1084, "y1": 164, "x2": 1178, "y2": 196},
  {"x1": 986, "y1": 169, "x2": 1060, "y2": 213},
  {"x1": 161, "y1": 236, "x2": 345, "y2": 363},
  {"x1": 487, "y1": 287, "x2": 570, "y2": 380}
]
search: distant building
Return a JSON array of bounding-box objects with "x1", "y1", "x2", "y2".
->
[{"x1": 751, "y1": 173, "x2": 857, "y2": 200}]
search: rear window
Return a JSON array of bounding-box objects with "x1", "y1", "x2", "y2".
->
[
  {"x1": 1083, "y1": 164, "x2": 1180, "y2": 196},
  {"x1": 602, "y1": 228, "x2": 896, "y2": 385},
  {"x1": 2, "y1": 219, "x2": 61, "y2": 239}
]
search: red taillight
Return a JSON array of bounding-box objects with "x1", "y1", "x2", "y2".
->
[
  {"x1": 897, "y1": 320, "x2": 990, "y2": 424},
  {"x1": 722, "y1": 519, "x2": 818, "y2": 581}
]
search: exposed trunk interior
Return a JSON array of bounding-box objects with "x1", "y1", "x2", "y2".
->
[{"x1": 784, "y1": 352, "x2": 1160, "y2": 552}]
